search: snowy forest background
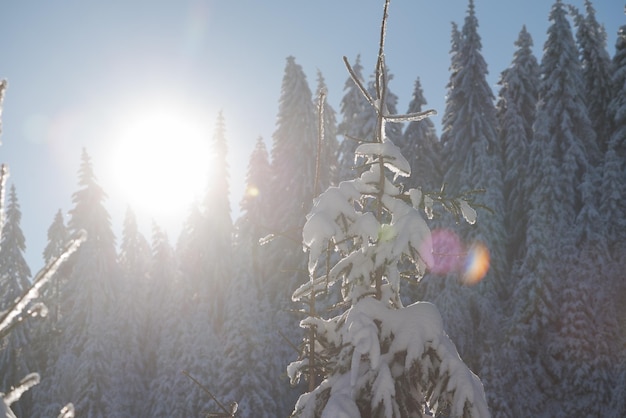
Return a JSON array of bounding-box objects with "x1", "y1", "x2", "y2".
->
[{"x1": 1, "y1": 0, "x2": 626, "y2": 416}]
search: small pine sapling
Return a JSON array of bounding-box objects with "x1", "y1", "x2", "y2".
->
[{"x1": 288, "y1": 1, "x2": 490, "y2": 417}]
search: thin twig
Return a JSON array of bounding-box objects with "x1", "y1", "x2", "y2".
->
[
  {"x1": 182, "y1": 371, "x2": 233, "y2": 417},
  {"x1": 342, "y1": 56, "x2": 375, "y2": 108},
  {"x1": 278, "y1": 330, "x2": 302, "y2": 355}
]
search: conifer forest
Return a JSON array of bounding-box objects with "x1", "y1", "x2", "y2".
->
[{"x1": 1, "y1": 0, "x2": 626, "y2": 417}]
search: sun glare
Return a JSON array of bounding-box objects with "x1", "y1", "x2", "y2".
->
[{"x1": 109, "y1": 104, "x2": 211, "y2": 220}]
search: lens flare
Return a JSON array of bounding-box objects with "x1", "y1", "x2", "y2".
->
[
  {"x1": 246, "y1": 185, "x2": 260, "y2": 197},
  {"x1": 426, "y1": 228, "x2": 464, "y2": 275},
  {"x1": 462, "y1": 242, "x2": 490, "y2": 285}
]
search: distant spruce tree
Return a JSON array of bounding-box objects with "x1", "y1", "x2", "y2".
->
[
  {"x1": 218, "y1": 262, "x2": 278, "y2": 418},
  {"x1": 265, "y1": 56, "x2": 321, "y2": 415},
  {"x1": 570, "y1": 0, "x2": 613, "y2": 156},
  {"x1": 41, "y1": 210, "x2": 70, "y2": 323},
  {"x1": 184, "y1": 113, "x2": 233, "y2": 416},
  {"x1": 441, "y1": 0, "x2": 506, "y2": 282},
  {"x1": 496, "y1": 26, "x2": 539, "y2": 270},
  {"x1": 510, "y1": 1, "x2": 605, "y2": 414},
  {"x1": 55, "y1": 149, "x2": 119, "y2": 418},
  {"x1": 147, "y1": 224, "x2": 191, "y2": 418},
  {"x1": 199, "y1": 112, "x2": 233, "y2": 329},
  {"x1": 482, "y1": 27, "x2": 539, "y2": 417},
  {"x1": 439, "y1": 22, "x2": 462, "y2": 154},
  {"x1": 337, "y1": 55, "x2": 375, "y2": 182},
  {"x1": 176, "y1": 201, "x2": 203, "y2": 281},
  {"x1": 235, "y1": 137, "x2": 272, "y2": 285},
  {"x1": 398, "y1": 76, "x2": 441, "y2": 192},
  {"x1": 603, "y1": 13, "x2": 626, "y2": 259},
  {"x1": 118, "y1": 208, "x2": 151, "y2": 282},
  {"x1": 606, "y1": 13, "x2": 626, "y2": 417},
  {"x1": 0, "y1": 185, "x2": 33, "y2": 418},
  {"x1": 268, "y1": 56, "x2": 319, "y2": 241},
  {"x1": 29, "y1": 210, "x2": 73, "y2": 418},
  {"x1": 431, "y1": 0, "x2": 506, "y2": 376},
  {"x1": 109, "y1": 208, "x2": 151, "y2": 418},
  {"x1": 531, "y1": 0, "x2": 598, "y2": 222},
  {"x1": 315, "y1": 71, "x2": 339, "y2": 187}
]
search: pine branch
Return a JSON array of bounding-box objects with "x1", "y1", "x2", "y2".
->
[{"x1": 385, "y1": 109, "x2": 438, "y2": 123}]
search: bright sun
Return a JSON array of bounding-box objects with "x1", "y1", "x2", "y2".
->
[{"x1": 109, "y1": 103, "x2": 211, "y2": 220}]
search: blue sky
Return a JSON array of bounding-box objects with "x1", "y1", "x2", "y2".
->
[{"x1": 0, "y1": 0, "x2": 622, "y2": 270}]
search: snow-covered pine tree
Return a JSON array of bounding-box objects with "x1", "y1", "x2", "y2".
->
[
  {"x1": 228, "y1": 136, "x2": 281, "y2": 416},
  {"x1": 394, "y1": 77, "x2": 441, "y2": 305},
  {"x1": 495, "y1": 26, "x2": 539, "y2": 270},
  {"x1": 236, "y1": 137, "x2": 272, "y2": 286},
  {"x1": 0, "y1": 185, "x2": 33, "y2": 417},
  {"x1": 176, "y1": 112, "x2": 232, "y2": 326},
  {"x1": 413, "y1": 21, "x2": 469, "y2": 341},
  {"x1": 397, "y1": 77, "x2": 441, "y2": 193},
  {"x1": 199, "y1": 111, "x2": 233, "y2": 330},
  {"x1": 262, "y1": 56, "x2": 323, "y2": 414},
  {"x1": 41, "y1": 210, "x2": 70, "y2": 324},
  {"x1": 420, "y1": 2, "x2": 506, "y2": 384},
  {"x1": 269, "y1": 55, "x2": 319, "y2": 239},
  {"x1": 289, "y1": 2, "x2": 489, "y2": 416},
  {"x1": 29, "y1": 210, "x2": 70, "y2": 417},
  {"x1": 315, "y1": 71, "x2": 339, "y2": 188},
  {"x1": 439, "y1": 22, "x2": 462, "y2": 154},
  {"x1": 118, "y1": 208, "x2": 151, "y2": 283},
  {"x1": 147, "y1": 224, "x2": 192, "y2": 418},
  {"x1": 509, "y1": 1, "x2": 604, "y2": 413},
  {"x1": 602, "y1": 12, "x2": 626, "y2": 261},
  {"x1": 441, "y1": 0, "x2": 506, "y2": 293},
  {"x1": 535, "y1": 0, "x2": 598, "y2": 222},
  {"x1": 485, "y1": 30, "x2": 540, "y2": 406},
  {"x1": 107, "y1": 208, "x2": 151, "y2": 418},
  {"x1": 604, "y1": 12, "x2": 626, "y2": 416},
  {"x1": 337, "y1": 55, "x2": 375, "y2": 182},
  {"x1": 218, "y1": 257, "x2": 278, "y2": 417},
  {"x1": 52, "y1": 149, "x2": 119, "y2": 418},
  {"x1": 570, "y1": 0, "x2": 613, "y2": 156},
  {"x1": 543, "y1": 254, "x2": 615, "y2": 417},
  {"x1": 183, "y1": 113, "x2": 233, "y2": 416},
  {"x1": 0, "y1": 185, "x2": 32, "y2": 308},
  {"x1": 176, "y1": 201, "x2": 203, "y2": 280}
]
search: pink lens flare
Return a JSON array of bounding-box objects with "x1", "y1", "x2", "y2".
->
[
  {"x1": 425, "y1": 228, "x2": 465, "y2": 275},
  {"x1": 422, "y1": 229, "x2": 490, "y2": 285}
]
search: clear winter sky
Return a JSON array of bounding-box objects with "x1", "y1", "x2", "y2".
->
[{"x1": 0, "y1": 1, "x2": 621, "y2": 272}]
